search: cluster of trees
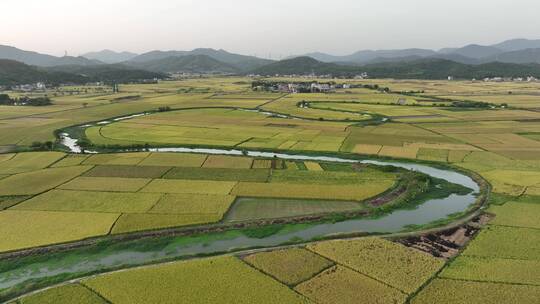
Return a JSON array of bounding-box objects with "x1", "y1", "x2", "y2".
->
[
  {"x1": 30, "y1": 141, "x2": 55, "y2": 151},
  {"x1": 451, "y1": 100, "x2": 495, "y2": 108},
  {"x1": 0, "y1": 94, "x2": 52, "y2": 106},
  {"x1": 361, "y1": 84, "x2": 390, "y2": 92}
]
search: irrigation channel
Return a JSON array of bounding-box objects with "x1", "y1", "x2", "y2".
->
[{"x1": 0, "y1": 110, "x2": 485, "y2": 301}]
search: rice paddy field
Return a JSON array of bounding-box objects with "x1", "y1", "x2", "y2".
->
[
  {"x1": 3, "y1": 77, "x2": 540, "y2": 303},
  {"x1": 0, "y1": 151, "x2": 397, "y2": 252},
  {"x1": 82, "y1": 256, "x2": 310, "y2": 304}
]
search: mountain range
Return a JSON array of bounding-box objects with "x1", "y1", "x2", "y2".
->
[
  {"x1": 297, "y1": 39, "x2": 540, "y2": 65},
  {"x1": 124, "y1": 48, "x2": 273, "y2": 72},
  {"x1": 250, "y1": 56, "x2": 540, "y2": 79},
  {"x1": 81, "y1": 50, "x2": 138, "y2": 64},
  {"x1": 1, "y1": 38, "x2": 540, "y2": 84},
  {"x1": 0, "y1": 45, "x2": 101, "y2": 67}
]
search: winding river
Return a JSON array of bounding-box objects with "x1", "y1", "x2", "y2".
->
[{"x1": 0, "y1": 111, "x2": 484, "y2": 301}]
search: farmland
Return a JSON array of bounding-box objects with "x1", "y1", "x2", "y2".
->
[
  {"x1": 307, "y1": 238, "x2": 445, "y2": 294},
  {"x1": 2, "y1": 76, "x2": 540, "y2": 303},
  {"x1": 243, "y1": 248, "x2": 334, "y2": 285},
  {"x1": 226, "y1": 197, "x2": 366, "y2": 221},
  {"x1": 83, "y1": 256, "x2": 310, "y2": 304},
  {"x1": 18, "y1": 284, "x2": 107, "y2": 304},
  {"x1": 412, "y1": 279, "x2": 540, "y2": 304},
  {"x1": 295, "y1": 266, "x2": 407, "y2": 304},
  {"x1": 0, "y1": 150, "x2": 402, "y2": 251}
]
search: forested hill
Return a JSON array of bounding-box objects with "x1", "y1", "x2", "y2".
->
[
  {"x1": 361, "y1": 59, "x2": 540, "y2": 79},
  {"x1": 0, "y1": 60, "x2": 164, "y2": 86},
  {"x1": 250, "y1": 57, "x2": 540, "y2": 79}
]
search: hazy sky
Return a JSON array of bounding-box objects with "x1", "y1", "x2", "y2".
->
[{"x1": 2, "y1": 0, "x2": 540, "y2": 58}]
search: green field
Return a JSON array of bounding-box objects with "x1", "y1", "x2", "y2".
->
[
  {"x1": 226, "y1": 197, "x2": 365, "y2": 221},
  {"x1": 84, "y1": 165, "x2": 171, "y2": 178},
  {"x1": 138, "y1": 152, "x2": 208, "y2": 167},
  {"x1": 59, "y1": 176, "x2": 152, "y2": 192},
  {"x1": 239, "y1": 178, "x2": 394, "y2": 199},
  {"x1": 140, "y1": 179, "x2": 237, "y2": 194},
  {"x1": 164, "y1": 167, "x2": 270, "y2": 182}
]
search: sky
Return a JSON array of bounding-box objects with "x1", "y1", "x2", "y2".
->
[{"x1": 2, "y1": 0, "x2": 540, "y2": 58}]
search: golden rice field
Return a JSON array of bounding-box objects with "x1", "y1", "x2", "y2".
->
[
  {"x1": 460, "y1": 225, "x2": 540, "y2": 260},
  {"x1": 307, "y1": 238, "x2": 445, "y2": 294},
  {"x1": 111, "y1": 213, "x2": 222, "y2": 234},
  {"x1": 440, "y1": 256, "x2": 540, "y2": 286},
  {"x1": 412, "y1": 279, "x2": 540, "y2": 304},
  {"x1": 488, "y1": 202, "x2": 540, "y2": 229},
  {"x1": 0, "y1": 152, "x2": 65, "y2": 175},
  {"x1": 18, "y1": 284, "x2": 107, "y2": 304},
  {"x1": 0, "y1": 210, "x2": 119, "y2": 252},
  {"x1": 12, "y1": 190, "x2": 162, "y2": 213},
  {"x1": 295, "y1": 266, "x2": 407, "y2": 304},
  {"x1": 0, "y1": 166, "x2": 92, "y2": 196},
  {"x1": 244, "y1": 248, "x2": 333, "y2": 285},
  {"x1": 83, "y1": 256, "x2": 310, "y2": 304}
]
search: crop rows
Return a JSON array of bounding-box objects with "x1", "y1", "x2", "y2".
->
[{"x1": 307, "y1": 238, "x2": 445, "y2": 294}]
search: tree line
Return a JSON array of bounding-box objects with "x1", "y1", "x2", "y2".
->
[{"x1": 0, "y1": 94, "x2": 52, "y2": 106}]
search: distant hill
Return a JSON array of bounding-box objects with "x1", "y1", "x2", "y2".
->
[
  {"x1": 0, "y1": 59, "x2": 86, "y2": 85},
  {"x1": 127, "y1": 55, "x2": 240, "y2": 74},
  {"x1": 361, "y1": 59, "x2": 540, "y2": 79},
  {"x1": 249, "y1": 56, "x2": 540, "y2": 79},
  {"x1": 250, "y1": 56, "x2": 361, "y2": 76},
  {"x1": 491, "y1": 38, "x2": 540, "y2": 52},
  {"x1": 430, "y1": 53, "x2": 482, "y2": 65},
  {"x1": 485, "y1": 48, "x2": 540, "y2": 64},
  {"x1": 345, "y1": 49, "x2": 437, "y2": 63},
  {"x1": 45, "y1": 64, "x2": 165, "y2": 83},
  {"x1": 127, "y1": 50, "x2": 186, "y2": 63},
  {"x1": 300, "y1": 52, "x2": 345, "y2": 63},
  {"x1": 440, "y1": 44, "x2": 502, "y2": 59},
  {"x1": 361, "y1": 53, "x2": 477, "y2": 65},
  {"x1": 300, "y1": 49, "x2": 436, "y2": 64},
  {"x1": 127, "y1": 48, "x2": 272, "y2": 71},
  {"x1": 82, "y1": 50, "x2": 138, "y2": 64},
  {"x1": 0, "y1": 60, "x2": 164, "y2": 86},
  {"x1": 0, "y1": 45, "x2": 102, "y2": 67},
  {"x1": 296, "y1": 38, "x2": 540, "y2": 65}
]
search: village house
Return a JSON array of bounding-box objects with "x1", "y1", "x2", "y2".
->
[{"x1": 310, "y1": 83, "x2": 332, "y2": 93}]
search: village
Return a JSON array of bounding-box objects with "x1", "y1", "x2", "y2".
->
[{"x1": 251, "y1": 80, "x2": 365, "y2": 93}]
